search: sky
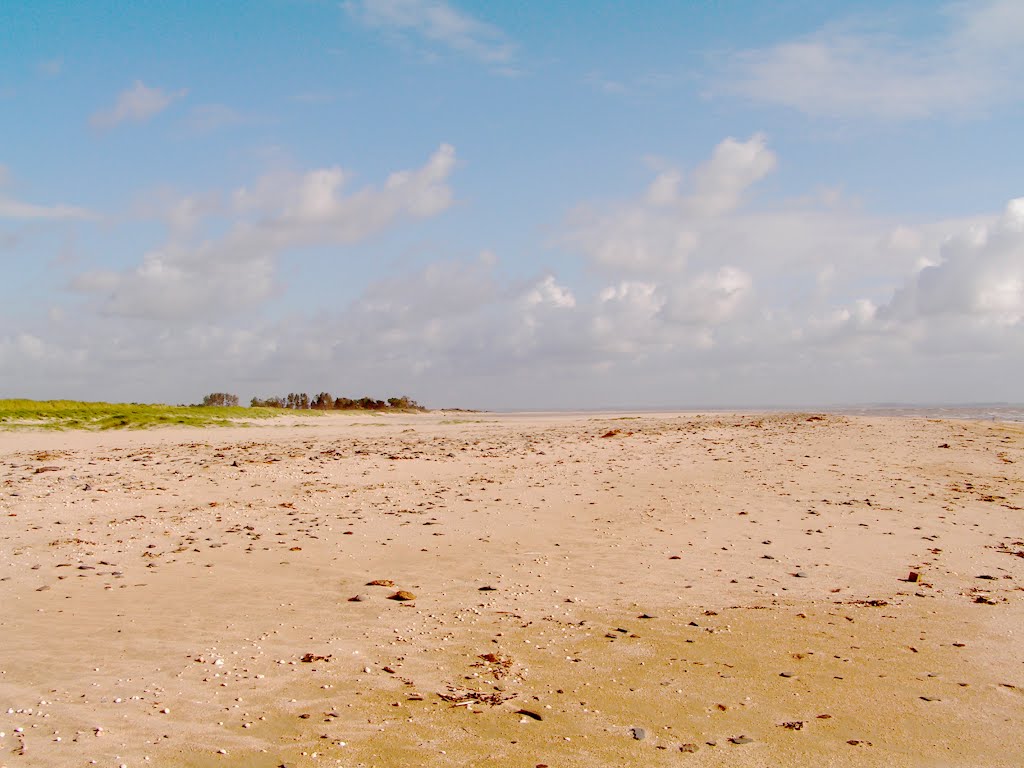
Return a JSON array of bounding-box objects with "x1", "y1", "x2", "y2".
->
[{"x1": 1, "y1": 0, "x2": 1023, "y2": 409}]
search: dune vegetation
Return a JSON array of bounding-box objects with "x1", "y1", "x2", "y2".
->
[{"x1": 0, "y1": 399, "x2": 285, "y2": 431}]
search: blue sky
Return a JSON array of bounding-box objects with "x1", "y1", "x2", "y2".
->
[{"x1": 2, "y1": 0, "x2": 1023, "y2": 408}]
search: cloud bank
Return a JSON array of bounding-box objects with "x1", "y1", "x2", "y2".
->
[{"x1": 2, "y1": 135, "x2": 1019, "y2": 407}]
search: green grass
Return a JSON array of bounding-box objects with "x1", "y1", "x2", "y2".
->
[{"x1": 0, "y1": 399, "x2": 287, "y2": 431}]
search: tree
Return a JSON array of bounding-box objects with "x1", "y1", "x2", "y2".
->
[
  {"x1": 201, "y1": 392, "x2": 239, "y2": 407},
  {"x1": 251, "y1": 396, "x2": 285, "y2": 408},
  {"x1": 387, "y1": 395, "x2": 422, "y2": 410}
]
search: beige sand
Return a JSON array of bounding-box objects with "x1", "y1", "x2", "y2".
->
[{"x1": 1, "y1": 412, "x2": 1022, "y2": 767}]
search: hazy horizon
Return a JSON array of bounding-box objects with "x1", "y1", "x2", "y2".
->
[{"x1": 3, "y1": 1, "x2": 1022, "y2": 409}]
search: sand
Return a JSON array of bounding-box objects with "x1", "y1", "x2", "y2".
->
[{"x1": 1, "y1": 411, "x2": 1022, "y2": 767}]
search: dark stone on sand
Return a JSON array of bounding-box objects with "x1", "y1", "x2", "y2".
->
[
  {"x1": 389, "y1": 590, "x2": 416, "y2": 601},
  {"x1": 729, "y1": 736, "x2": 753, "y2": 745},
  {"x1": 631, "y1": 727, "x2": 646, "y2": 740}
]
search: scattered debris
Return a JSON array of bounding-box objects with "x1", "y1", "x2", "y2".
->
[
  {"x1": 473, "y1": 652, "x2": 514, "y2": 679},
  {"x1": 438, "y1": 687, "x2": 514, "y2": 706},
  {"x1": 300, "y1": 653, "x2": 331, "y2": 663}
]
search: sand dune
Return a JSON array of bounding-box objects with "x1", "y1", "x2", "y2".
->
[{"x1": 1, "y1": 412, "x2": 1022, "y2": 767}]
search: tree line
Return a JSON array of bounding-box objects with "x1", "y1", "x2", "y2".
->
[{"x1": 201, "y1": 392, "x2": 424, "y2": 411}]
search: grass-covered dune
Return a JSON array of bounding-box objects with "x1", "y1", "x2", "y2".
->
[{"x1": 0, "y1": 399, "x2": 289, "y2": 430}]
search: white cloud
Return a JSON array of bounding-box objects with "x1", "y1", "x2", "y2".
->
[
  {"x1": 524, "y1": 275, "x2": 576, "y2": 309},
  {"x1": 344, "y1": 0, "x2": 514, "y2": 63},
  {"x1": 688, "y1": 133, "x2": 777, "y2": 216},
  {"x1": 232, "y1": 143, "x2": 455, "y2": 246},
  {"x1": 564, "y1": 134, "x2": 776, "y2": 273},
  {"x1": 72, "y1": 145, "x2": 458, "y2": 319},
  {"x1": 721, "y1": 0, "x2": 1024, "y2": 119},
  {"x1": 0, "y1": 198, "x2": 95, "y2": 221},
  {"x1": 881, "y1": 198, "x2": 1024, "y2": 326},
  {"x1": 0, "y1": 165, "x2": 96, "y2": 220},
  {"x1": 90, "y1": 81, "x2": 188, "y2": 129},
  {"x1": 663, "y1": 266, "x2": 753, "y2": 327}
]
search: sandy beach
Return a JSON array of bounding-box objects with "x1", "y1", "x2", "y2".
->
[{"x1": 1, "y1": 411, "x2": 1022, "y2": 767}]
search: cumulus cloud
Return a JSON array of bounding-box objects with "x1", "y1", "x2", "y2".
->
[
  {"x1": 231, "y1": 143, "x2": 456, "y2": 245},
  {"x1": 882, "y1": 198, "x2": 1024, "y2": 326},
  {"x1": 90, "y1": 81, "x2": 188, "y2": 129},
  {"x1": 564, "y1": 134, "x2": 776, "y2": 273},
  {"x1": 344, "y1": 0, "x2": 514, "y2": 64},
  {"x1": 721, "y1": 0, "x2": 1024, "y2": 119},
  {"x1": 72, "y1": 144, "x2": 458, "y2": 319},
  {"x1": 557, "y1": 134, "x2": 1024, "y2": 388},
  {"x1": 688, "y1": 134, "x2": 777, "y2": 216},
  {"x1": 524, "y1": 275, "x2": 576, "y2": 309}
]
